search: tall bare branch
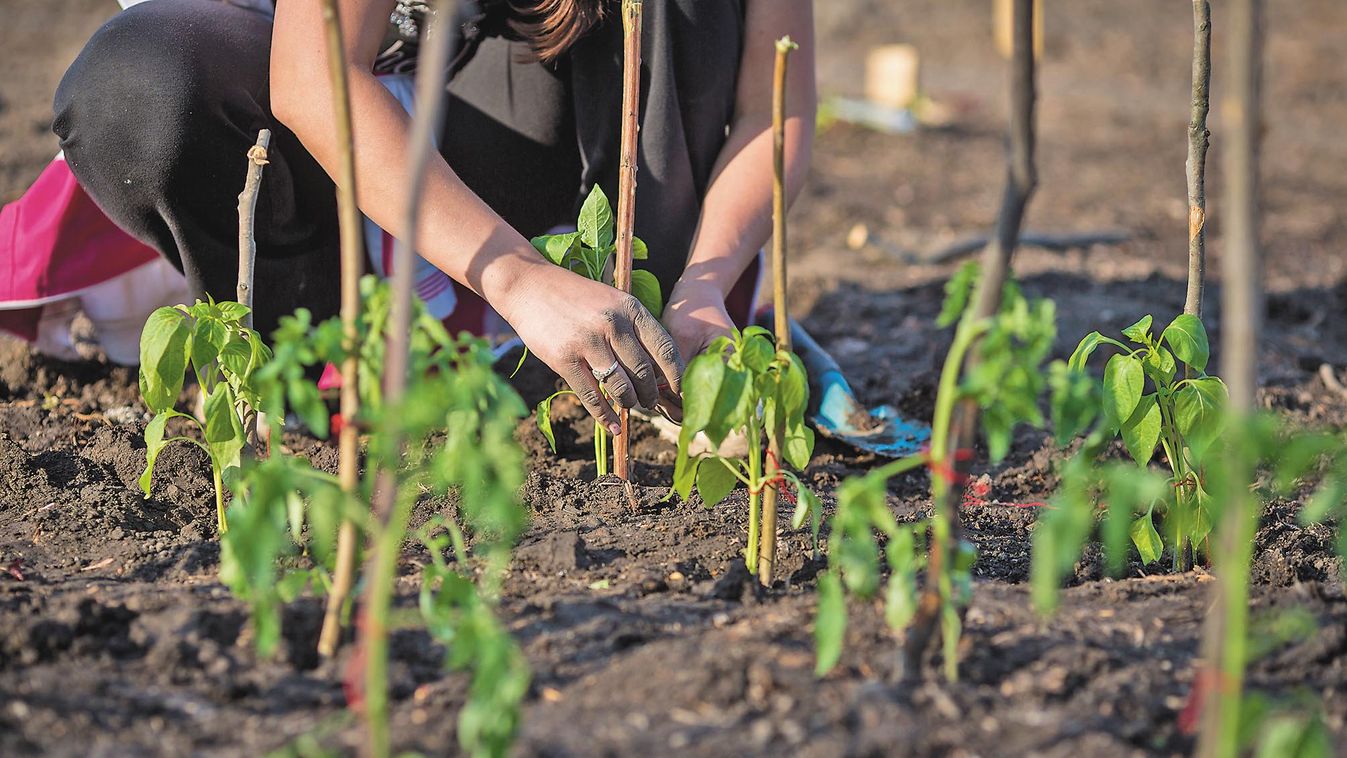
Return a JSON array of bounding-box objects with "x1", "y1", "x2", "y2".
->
[
  {"x1": 1185, "y1": 0, "x2": 1212, "y2": 317},
  {"x1": 316, "y1": 0, "x2": 367, "y2": 660},
  {"x1": 902, "y1": 0, "x2": 1038, "y2": 681},
  {"x1": 1197, "y1": 1, "x2": 1264, "y2": 755},
  {"x1": 612, "y1": 0, "x2": 643, "y2": 481}
]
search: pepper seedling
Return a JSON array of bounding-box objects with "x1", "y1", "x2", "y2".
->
[
  {"x1": 533, "y1": 185, "x2": 663, "y2": 476},
  {"x1": 138, "y1": 298, "x2": 271, "y2": 534},
  {"x1": 219, "y1": 279, "x2": 532, "y2": 758},
  {"x1": 1048, "y1": 313, "x2": 1228, "y2": 571},
  {"x1": 671, "y1": 326, "x2": 820, "y2": 574},
  {"x1": 815, "y1": 265, "x2": 1056, "y2": 681}
]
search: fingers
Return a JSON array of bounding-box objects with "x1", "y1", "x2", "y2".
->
[
  {"x1": 563, "y1": 359, "x2": 621, "y2": 435},
  {"x1": 590, "y1": 351, "x2": 642, "y2": 411},
  {"x1": 610, "y1": 326, "x2": 661, "y2": 410},
  {"x1": 630, "y1": 305, "x2": 685, "y2": 396}
]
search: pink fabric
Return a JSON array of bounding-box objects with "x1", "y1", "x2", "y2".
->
[{"x1": 0, "y1": 159, "x2": 159, "y2": 339}]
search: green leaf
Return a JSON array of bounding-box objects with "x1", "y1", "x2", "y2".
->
[
  {"x1": 783, "y1": 423, "x2": 815, "y2": 471},
  {"x1": 534, "y1": 392, "x2": 569, "y2": 452},
  {"x1": 673, "y1": 450, "x2": 699, "y2": 502},
  {"x1": 190, "y1": 316, "x2": 227, "y2": 375},
  {"x1": 287, "y1": 378, "x2": 329, "y2": 439},
  {"x1": 1173, "y1": 376, "x2": 1227, "y2": 459},
  {"x1": 214, "y1": 301, "x2": 251, "y2": 322},
  {"x1": 630, "y1": 269, "x2": 664, "y2": 318},
  {"x1": 578, "y1": 185, "x2": 614, "y2": 250},
  {"x1": 1120, "y1": 393, "x2": 1162, "y2": 466},
  {"x1": 203, "y1": 383, "x2": 245, "y2": 477},
  {"x1": 681, "y1": 354, "x2": 726, "y2": 435},
  {"x1": 791, "y1": 483, "x2": 818, "y2": 530},
  {"x1": 1129, "y1": 513, "x2": 1163, "y2": 564},
  {"x1": 531, "y1": 232, "x2": 581, "y2": 267},
  {"x1": 1141, "y1": 345, "x2": 1177, "y2": 385},
  {"x1": 139, "y1": 307, "x2": 192, "y2": 412},
  {"x1": 814, "y1": 572, "x2": 846, "y2": 676},
  {"x1": 140, "y1": 411, "x2": 175, "y2": 496},
  {"x1": 1121, "y1": 315, "x2": 1153, "y2": 342},
  {"x1": 1102, "y1": 353, "x2": 1145, "y2": 426},
  {"x1": 1049, "y1": 361, "x2": 1098, "y2": 444},
  {"x1": 739, "y1": 334, "x2": 775, "y2": 374},
  {"x1": 704, "y1": 368, "x2": 749, "y2": 447},
  {"x1": 1068, "y1": 331, "x2": 1103, "y2": 372},
  {"x1": 937, "y1": 262, "x2": 979, "y2": 328},
  {"x1": 695, "y1": 458, "x2": 738, "y2": 509},
  {"x1": 1161, "y1": 313, "x2": 1210, "y2": 372},
  {"x1": 631, "y1": 236, "x2": 648, "y2": 260}
]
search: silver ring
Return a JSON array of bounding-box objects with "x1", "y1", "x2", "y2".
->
[{"x1": 591, "y1": 360, "x2": 620, "y2": 383}]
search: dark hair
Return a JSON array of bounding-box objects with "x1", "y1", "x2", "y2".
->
[{"x1": 509, "y1": 0, "x2": 607, "y2": 62}]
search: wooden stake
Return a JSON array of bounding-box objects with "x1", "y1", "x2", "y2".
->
[
  {"x1": 1185, "y1": 0, "x2": 1212, "y2": 317},
  {"x1": 902, "y1": 0, "x2": 1038, "y2": 682},
  {"x1": 358, "y1": 2, "x2": 459, "y2": 754},
  {"x1": 1197, "y1": 1, "x2": 1263, "y2": 755},
  {"x1": 316, "y1": 0, "x2": 366, "y2": 660},
  {"x1": 237, "y1": 129, "x2": 271, "y2": 329},
  {"x1": 612, "y1": 0, "x2": 643, "y2": 481},
  {"x1": 237, "y1": 129, "x2": 271, "y2": 453},
  {"x1": 758, "y1": 37, "x2": 798, "y2": 588}
]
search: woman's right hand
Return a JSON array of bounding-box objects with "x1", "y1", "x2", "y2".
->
[{"x1": 500, "y1": 263, "x2": 685, "y2": 434}]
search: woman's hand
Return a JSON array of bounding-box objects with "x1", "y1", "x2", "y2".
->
[
  {"x1": 662, "y1": 279, "x2": 737, "y2": 361},
  {"x1": 501, "y1": 262, "x2": 685, "y2": 433}
]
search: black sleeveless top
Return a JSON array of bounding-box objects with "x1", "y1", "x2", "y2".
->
[{"x1": 396, "y1": 0, "x2": 747, "y2": 301}]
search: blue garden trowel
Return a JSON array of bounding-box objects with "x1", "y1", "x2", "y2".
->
[{"x1": 771, "y1": 315, "x2": 930, "y2": 458}]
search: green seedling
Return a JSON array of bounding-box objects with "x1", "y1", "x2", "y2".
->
[
  {"x1": 138, "y1": 298, "x2": 271, "y2": 534},
  {"x1": 1034, "y1": 411, "x2": 1347, "y2": 756},
  {"x1": 671, "y1": 326, "x2": 820, "y2": 575},
  {"x1": 1050, "y1": 313, "x2": 1228, "y2": 570},
  {"x1": 816, "y1": 264, "x2": 1055, "y2": 681},
  {"x1": 533, "y1": 185, "x2": 662, "y2": 477},
  {"x1": 219, "y1": 279, "x2": 530, "y2": 758}
]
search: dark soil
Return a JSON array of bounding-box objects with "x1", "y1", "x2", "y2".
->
[{"x1": 3, "y1": 1, "x2": 1347, "y2": 755}]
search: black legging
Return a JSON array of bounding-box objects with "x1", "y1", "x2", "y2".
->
[{"x1": 53, "y1": 0, "x2": 744, "y2": 339}]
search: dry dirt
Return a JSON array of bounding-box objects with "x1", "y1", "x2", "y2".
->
[{"x1": 2, "y1": 1, "x2": 1345, "y2": 755}]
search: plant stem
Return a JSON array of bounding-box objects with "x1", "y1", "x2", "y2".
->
[
  {"x1": 362, "y1": 484, "x2": 418, "y2": 758},
  {"x1": 758, "y1": 36, "x2": 798, "y2": 588},
  {"x1": 1185, "y1": 0, "x2": 1212, "y2": 318},
  {"x1": 1197, "y1": 0, "x2": 1263, "y2": 754},
  {"x1": 612, "y1": 0, "x2": 643, "y2": 482},
  {"x1": 594, "y1": 424, "x2": 608, "y2": 477},
  {"x1": 745, "y1": 418, "x2": 762, "y2": 575},
  {"x1": 902, "y1": 0, "x2": 1038, "y2": 683},
  {"x1": 213, "y1": 467, "x2": 227, "y2": 535},
  {"x1": 317, "y1": 0, "x2": 366, "y2": 659},
  {"x1": 346, "y1": 4, "x2": 460, "y2": 754}
]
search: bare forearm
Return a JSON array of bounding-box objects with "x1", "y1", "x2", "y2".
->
[
  {"x1": 681, "y1": 114, "x2": 812, "y2": 297},
  {"x1": 270, "y1": 2, "x2": 546, "y2": 319}
]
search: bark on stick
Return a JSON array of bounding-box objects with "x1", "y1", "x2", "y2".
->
[
  {"x1": 1196, "y1": 1, "x2": 1264, "y2": 756},
  {"x1": 612, "y1": 0, "x2": 643, "y2": 481},
  {"x1": 1185, "y1": 0, "x2": 1212, "y2": 317},
  {"x1": 758, "y1": 37, "x2": 798, "y2": 588},
  {"x1": 236, "y1": 129, "x2": 271, "y2": 329},
  {"x1": 351, "y1": 3, "x2": 460, "y2": 755},
  {"x1": 902, "y1": 0, "x2": 1038, "y2": 681},
  {"x1": 316, "y1": 0, "x2": 367, "y2": 660}
]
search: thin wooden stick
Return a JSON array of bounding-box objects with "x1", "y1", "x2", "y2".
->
[
  {"x1": 237, "y1": 129, "x2": 271, "y2": 453},
  {"x1": 316, "y1": 0, "x2": 366, "y2": 660},
  {"x1": 902, "y1": 0, "x2": 1037, "y2": 682},
  {"x1": 357, "y1": 2, "x2": 459, "y2": 754},
  {"x1": 758, "y1": 37, "x2": 798, "y2": 588},
  {"x1": 612, "y1": 0, "x2": 643, "y2": 482},
  {"x1": 1197, "y1": 1, "x2": 1263, "y2": 755},
  {"x1": 1185, "y1": 0, "x2": 1212, "y2": 317},
  {"x1": 237, "y1": 129, "x2": 271, "y2": 329}
]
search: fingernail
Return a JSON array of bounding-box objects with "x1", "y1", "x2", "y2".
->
[{"x1": 608, "y1": 422, "x2": 622, "y2": 436}]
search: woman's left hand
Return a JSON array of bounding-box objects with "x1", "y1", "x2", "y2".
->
[{"x1": 662, "y1": 279, "x2": 736, "y2": 363}]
